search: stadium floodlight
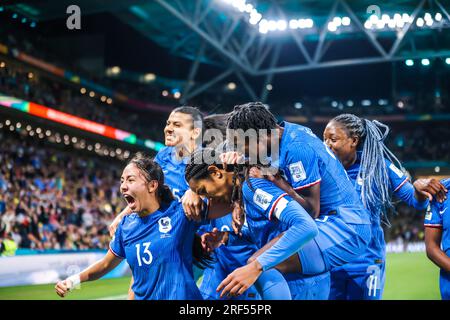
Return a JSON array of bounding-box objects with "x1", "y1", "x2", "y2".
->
[
  {"x1": 110, "y1": 66, "x2": 121, "y2": 75},
  {"x1": 277, "y1": 19, "x2": 287, "y2": 31},
  {"x1": 0, "y1": 7, "x2": 3, "y2": 12},
  {"x1": 162, "y1": 90, "x2": 169, "y2": 96},
  {"x1": 227, "y1": 82, "x2": 237, "y2": 90},
  {"x1": 12, "y1": 13, "x2": 18, "y2": 19},
  {"x1": 425, "y1": 19, "x2": 433, "y2": 27},
  {"x1": 378, "y1": 99, "x2": 388, "y2": 106},
  {"x1": 396, "y1": 20, "x2": 405, "y2": 28},
  {"x1": 435, "y1": 166, "x2": 441, "y2": 173},
  {"x1": 333, "y1": 17, "x2": 342, "y2": 27},
  {"x1": 266, "y1": 84, "x2": 273, "y2": 91},
  {"x1": 101, "y1": 95, "x2": 107, "y2": 102},
  {"x1": 393, "y1": 13, "x2": 402, "y2": 22},
  {"x1": 259, "y1": 19, "x2": 269, "y2": 33},
  {"x1": 289, "y1": 19, "x2": 299, "y2": 29},
  {"x1": 294, "y1": 102, "x2": 303, "y2": 109},
  {"x1": 249, "y1": 12, "x2": 262, "y2": 25},
  {"x1": 376, "y1": 20, "x2": 385, "y2": 29},
  {"x1": 327, "y1": 22, "x2": 337, "y2": 32},
  {"x1": 106, "y1": 98, "x2": 113, "y2": 104},
  {"x1": 244, "y1": 3, "x2": 253, "y2": 13},
  {"x1": 421, "y1": 58, "x2": 430, "y2": 66},
  {"x1": 0, "y1": 61, "x2": 5, "y2": 68},
  {"x1": 424, "y1": 13, "x2": 432, "y2": 21},
  {"x1": 342, "y1": 16, "x2": 350, "y2": 26},
  {"x1": 381, "y1": 14, "x2": 390, "y2": 23},
  {"x1": 388, "y1": 19, "x2": 396, "y2": 29},
  {"x1": 405, "y1": 59, "x2": 414, "y2": 66},
  {"x1": 361, "y1": 99, "x2": 371, "y2": 106},
  {"x1": 445, "y1": 58, "x2": 450, "y2": 65},
  {"x1": 80, "y1": 87, "x2": 86, "y2": 94},
  {"x1": 305, "y1": 18, "x2": 314, "y2": 28},
  {"x1": 30, "y1": 22, "x2": 36, "y2": 28},
  {"x1": 268, "y1": 20, "x2": 278, "y2": 31},
  {"x1": 346, "y1": 100, "x2": 354, "y2": 107},
  {"x1": 364, "y1": 20, "x2": 372, "y2": 29},
  {"x1": 369, "y1": 14, "x2": 378, "y2": 24},
  {"x1": 331, "y1": 101, "x2": 338, "y2": 108},
  {"x1": 144, "y1": 73, "x2": 156, "y2": 82},
  {"x1": 416, "y1": 17, "x2": 424, "y2": 27},
  {"x1": 435, "y1": 13, "x2": 442, "y2": 22},
  {"x1": 21, "y1": 18, "x2": 27, "y2": 23},
  {"x1": 402, "y1": 13, "x2": 410, "y2": 23},
  {"x1": 397, "y1": 101, "x2": 405, "y2": 108},
  {"x1": 16, "y1": 122, "x2": 21, "y2": 128},
  {"x1": 89, "y1": 91, "x2": 95, "y2": 98}
]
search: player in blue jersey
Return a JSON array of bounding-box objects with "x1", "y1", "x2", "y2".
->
[
  {"x1": 323, "y1": 113, "x2": 447, "y2": 300},
  {"x1": 425, "y1": 178, "x2": 450, "y2": 300},
  {"x1": 55, "y1": 153, "x2": 215, "y2": 300},
  {"x1": 213, "y1": 102, "x2": 373, "y2": 298},
  {"x1": 185, "y1": 148, "x2": 372, "y2": 299}
]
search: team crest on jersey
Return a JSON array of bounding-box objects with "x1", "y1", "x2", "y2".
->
[
  {"x1": 425, "y1": 209, "x2": 432, "y2": 221},
  {"x1": 253, "y1": 189, "x2": 273, "y2": 210},
  {"x1": 389, "y1": 163, "x2": 404, "y2": 178},
  {"x1": 158, "y1": 217, "x2": 172, "y2": 237},
  {"x1": 289, "y1": 161, "x2": 306, "y2": 182}
]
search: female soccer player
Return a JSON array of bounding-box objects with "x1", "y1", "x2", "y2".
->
[
  {"x1": 323, "y1": 114, "x2": 447, "y2": 300},
  {"x1": 185, "y1": 148, "x2": 370, "y2": 299},
  {"x1": 424, "y1": 178, "x2": 450, "y2": 300},
  {"x1": 55, "y1": 153, "x2": 213, "y2": 300}
]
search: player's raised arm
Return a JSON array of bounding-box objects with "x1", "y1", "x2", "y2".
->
[{"x1": 55, "y1": 250, "x2": 123, "y2": 298}]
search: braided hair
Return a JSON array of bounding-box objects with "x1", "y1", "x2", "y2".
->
[
  {"x1": 227, "y1": 102, "x2": 277, "y2": 132},
  {"x1": 331, "y1": 114, "x2": 405, "y2": 224}
]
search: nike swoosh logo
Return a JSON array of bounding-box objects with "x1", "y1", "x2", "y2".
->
[{"x1": 440, "y1": 208, "x2": 448, "y2": 215}]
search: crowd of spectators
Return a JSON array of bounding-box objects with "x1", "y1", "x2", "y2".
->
[{"x1": 0, "y1": 129, "x2": 124, "y2": 255}]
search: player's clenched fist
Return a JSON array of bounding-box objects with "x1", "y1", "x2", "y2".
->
[{"x1": 55, "y1": 279, "x2": 72, "y2": 298}]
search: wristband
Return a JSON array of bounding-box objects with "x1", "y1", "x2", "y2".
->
[{"x1": 67, "y1": 274, "x2": 81, "y2": 291}]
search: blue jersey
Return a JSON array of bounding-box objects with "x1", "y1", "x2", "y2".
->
[
  {"x1": 155, "y1": 146, "x2": 189, "y2": 201},
  {"x1": 277, "y1": 122, "x2": 370, "y2": 223},
  {"x1": 242, "y1": 177, "x2": 370, "y2": 273},
  {"x1": 424, "y1": 178, "x2": 450, "y2": 253},
  {"x1": 343, "y1": 154, "x2": 427, "y2": 269},
  {"x1": 424, "y1": 178, "x2": 450, "y2": 300},
  {"x1": 200, "y1": 214, "x2": 261, "y2": 300},
  {"x1": 109, "y1": 200, "x2": 203, "y2": 300}
]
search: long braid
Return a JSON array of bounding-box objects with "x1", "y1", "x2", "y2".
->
[{"x1": 332, "y1": 114, "x2": 405, "y2": 225}]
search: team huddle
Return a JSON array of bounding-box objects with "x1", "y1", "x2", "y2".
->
[{"x1": 54, "y1": 102, "x2": 449, "y2": 300}]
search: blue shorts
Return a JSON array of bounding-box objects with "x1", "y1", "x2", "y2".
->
[
  {"x1": 329, "y1": 261, "x2": 386, "y2": 300},
  {"x1": 440, "y1": 270, "x2": 450, "y2": 300},
  {"x1": 284, "y1": 272, "x2": 330, "y2": 300},
  {"x1": 199, "y1": 264, "x2": 260, "y2": 300},
  {"x1": 298, "y1": 215, "x2": 371, "y2": 274}
]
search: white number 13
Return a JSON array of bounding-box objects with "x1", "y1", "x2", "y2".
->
[{"x1": 136, "y1": 242, "x2": 153, "y2": 266}]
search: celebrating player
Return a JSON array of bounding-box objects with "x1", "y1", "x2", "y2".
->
[
  {"x1": 323, "y1": 113, "x2": 447, "y2": 300},
  {"x1": 424, "y1": 178, "x2": 450, "y2": 300},
  {"x1": 55, "y1": 153, "x2": 217, "y2": 299},
  {"x1": 185, "y1": 147, "x2": 371, "y2": 299}
]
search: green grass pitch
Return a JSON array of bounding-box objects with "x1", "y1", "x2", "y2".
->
[{"x1": 0, "y1": 252, "x2": 441, "y2": 300}]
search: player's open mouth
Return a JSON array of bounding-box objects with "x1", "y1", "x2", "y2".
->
[{"x1": 123, "y1": 194, "x2": 136, "y2": 206}]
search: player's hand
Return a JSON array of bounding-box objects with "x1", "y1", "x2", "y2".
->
[
  {"x1": 109, "y1": 206, "x2": 132, "y2": 237},
  {"x1": 414, "y1": 178, "x2": 448, "y2": 203},
  {"x1": 219, "y1": 151, "x2": 244, "y2": 170},
  {"x1": 182, "y1": 190, "x2": 204, "y2": 222},
  {"x1": 201, "y1": 228, "x2": 229, "y2": 253},
  {"x1": 231, "y1": 202, "x2": 245, "y2": 236},
  {"x1": 217, "y1": 260, "x2": 263, "y2": 298},
  {"x1": 55, "y1": 279, "x2": 72, "y2": 298}
]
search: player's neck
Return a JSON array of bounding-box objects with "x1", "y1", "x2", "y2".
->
[
  {"x1": 175, "y1": 141, "x2": 198, "y2": 159},
  {"x1": 342, "y1": 152, "x2": 357, "y2": 170},
  {"x1": 138, "y1": 198, "x2": 161, "y2": 217}
]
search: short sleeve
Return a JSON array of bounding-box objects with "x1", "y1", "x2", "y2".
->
[
  {"x1": 243, "y1": 178, "x2": 293, "y2": 221},
  {"x1": 109, "y1": 221, "x2": 125, "y2": 258},
  {"x1": 424, "y1": 202, "x2": 443, "y2": 228},
  {"x1": 284, "y1": 143, "x2": 321, "y2": 190}
]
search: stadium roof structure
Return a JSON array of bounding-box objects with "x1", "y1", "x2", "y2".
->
[{"x1": 4, "y1": 0, "x2": 450, "y2": 102}]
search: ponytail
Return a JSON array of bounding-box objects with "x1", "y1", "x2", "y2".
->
[{"x1": 332, "y1": 114, "x2": 405, "y2": 225}]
